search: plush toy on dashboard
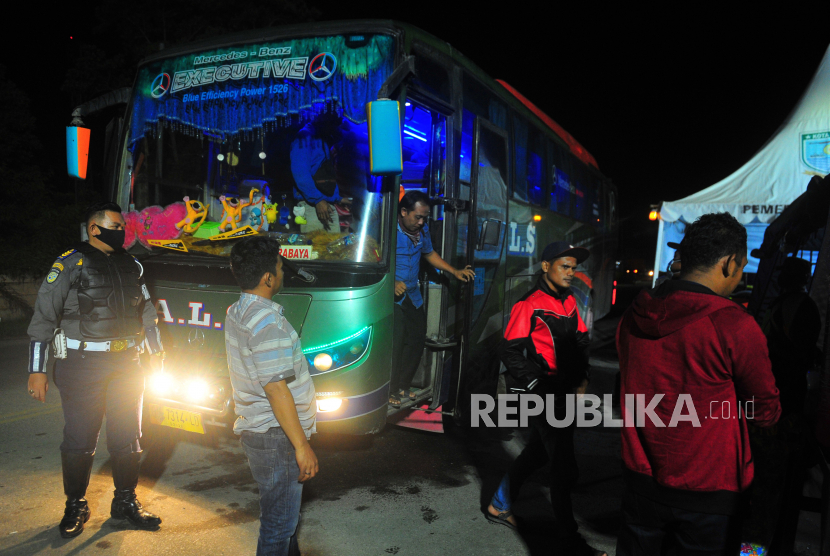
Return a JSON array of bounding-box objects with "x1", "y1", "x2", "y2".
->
[
  {"x1": 293, "y1": 204, "x2": 307, "y2": 225},
  {"x1": 264, "y1": 202, "x2": 278, "y2": 224},
  {"x1": 218, "y1": 188, "x2": 258, "y2": 231},
  {"x1": 176, "y1": 196, "x2": 208, "y2": 234},
  {"x1": 248, "y1": 205, "x2": 266, "y2": 231},
  {"x1": 123, "y1": 210, "x2": 140, "y2": 249},
  {"x1": 123, "y1": 202, "x2": 187, "y2": 249},
  {"x1": 244, "y1": 188, "x2": 268, "y2": 231}
]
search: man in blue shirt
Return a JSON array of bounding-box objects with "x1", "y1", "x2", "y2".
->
[
  {"x1": 290, "y1": 113, "x2": 356, "y2": 233},
  {"x1": 390, "y1": 191, "x2": 475, "y2": 406}
]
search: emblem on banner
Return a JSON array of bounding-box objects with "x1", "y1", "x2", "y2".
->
[
  {"x1": 801, "y1": 131, "x2": 830, "y2": 173},
  {"x1": 209, "y1": 226, "x2": 258, "y2": 241},
  {"x1": 151, "y1": 73, "x2": 171, "y2": 99},
  {"x1": 309, "y1": 53, "x2": 337, "y2": 82},
  {"x1": 148, "y1": 239, "x2": 188, "y2": 252}
]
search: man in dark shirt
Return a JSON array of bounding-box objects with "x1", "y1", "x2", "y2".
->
[
  {"x1": 27, "y1": 202, "x2": 164, "y2": 538},
  {"x1": 486, "y1": 241, "x2": 604, "y2": 556},
  {"x1": 616, "y1": 213, "x2": 780, "y2": 556}
]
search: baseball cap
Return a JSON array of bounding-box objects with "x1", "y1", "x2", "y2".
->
[
  {"x1": 668, "y1": 241, "x2": 681, "y2": 262},
  {"x1": 541, "y1": 241, "x2": 590, "y2": 264}
]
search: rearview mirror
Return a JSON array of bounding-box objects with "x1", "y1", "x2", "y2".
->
[
  {"x1": 66, "y1": 126, "x2": 91, "y2": 180},
  {"x1": 366, "y1": 99, "x2": 402, "y2": 177}
]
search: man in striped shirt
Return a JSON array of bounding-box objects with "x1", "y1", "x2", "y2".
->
[{"x1": 225, "y1": 237, "x2": 317, "y2": 556}]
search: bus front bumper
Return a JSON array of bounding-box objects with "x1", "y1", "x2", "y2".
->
[{"x1": 144, "y1": 371, "x2": 233, "y2": 433}]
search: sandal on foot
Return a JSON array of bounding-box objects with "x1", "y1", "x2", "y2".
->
[
  {"x1": 485, "y1": 509, "x2": 517, "y2": 530},
  {"x1": 400, "y1": 389, "x2": 417, "y2": 401},
  {"x1": 388, "y1": 394, "x2": 402, "y2": 407}
]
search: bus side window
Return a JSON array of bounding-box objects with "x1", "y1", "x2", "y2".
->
[
  {"x1": 527, "y1": 128, "x2": 545, "y2": 206},
  {"x1": 512, "y1": 115, "x2": 528, "y2": 202},
  {"x1": 463, "y1": 73, "x2": 507, "y2": 130},
  {"x1": 591, "y1": 175, "x2": 602, "y2": 227},
  {"x1": 575, "y1": 178, "x2": 588, "y2": 222},
  {"x1": 412, "y1": 48, "x2": 451, "y2": 104},
  {"x1": 512, "y1": 115, "x2": 545, "y2": 206},
  {"x1": 471, "y1": 123, "x2": 508, "y2": 324},
  {"x1": 549, "y1": 142, "x2": 573, "y2": 217},
  {"x1": 458, "y1": 109, "x2": 475, "y2": 201}
]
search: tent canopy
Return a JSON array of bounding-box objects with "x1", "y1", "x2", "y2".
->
[{"x1": 655, "y1": 43, "x2": 830, "y2": 276}]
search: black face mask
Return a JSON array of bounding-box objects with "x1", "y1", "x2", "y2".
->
[{"x1": 95, "y1": 226, "x2": 126, "y2": 250}]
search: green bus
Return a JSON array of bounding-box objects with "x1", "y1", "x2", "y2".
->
[{"x1": 74, "y1": 20, "x2": 617, "y2": 436}]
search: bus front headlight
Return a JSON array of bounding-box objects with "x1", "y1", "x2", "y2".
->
[
  {"x1": 313, "y1": 353, "x2": 333, "y2": 372},
  {"x1": 149, "y1": 372, "x2": 174, "y2": 396},
  {"x1": 304, "y1": 326, "x2": 372, "y2": 375},
  {"x1": 185, "y1": 378, "x2": 211, "y2": 402}
]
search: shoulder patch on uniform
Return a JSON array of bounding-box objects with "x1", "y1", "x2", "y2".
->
[
  {"x1": 52, "y1": 262, "x2": 64, "y2": 271},
  {"x1": 46, "y1": 269, "x2": 61, "y2": 283},
  {"x1": 57, "y1": 249, "x2": 76, "y2": 260},
  {"x1": 76, "y1": 258, "x2": 83, "y2": 266}
]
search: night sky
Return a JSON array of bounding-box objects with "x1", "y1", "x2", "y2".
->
[{"x1": 8, "y1": 2, "x2": 828, "y2": 265}]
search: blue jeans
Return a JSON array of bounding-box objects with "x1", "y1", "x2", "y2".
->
[
  {"x1": 490, "y1": 403, "x2": 579, "y2": 539},
  {"x1": 241, "y1": 428, "x2": 303, "y2": 556}
]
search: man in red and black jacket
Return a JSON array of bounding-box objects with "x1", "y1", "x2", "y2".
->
[
  {"x1": 486, "y1": 242, "x2": 606, "y2": 556},
  {"x1": 616, "y1": 213, "x2": 781, "y2": 556}
]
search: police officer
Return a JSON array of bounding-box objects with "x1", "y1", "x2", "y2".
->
[{"x1": 27, "y1": 202, "x2": 164, "y2": 538}]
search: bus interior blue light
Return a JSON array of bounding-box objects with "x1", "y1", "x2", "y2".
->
[
  {"x1": 402, "y1": 125, "x2": 426, "y2": 136},
  {"x1": 403, "y1": 129, "x2": 428, "y2": 142}
]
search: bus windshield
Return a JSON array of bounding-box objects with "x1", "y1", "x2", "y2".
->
[{"x1": 116, "y1": 33, "x2": 396, "y2": 264}]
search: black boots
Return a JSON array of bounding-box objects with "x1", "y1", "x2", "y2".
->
[
  {"x1": 109, "y1": 451, "x2": 162, "y2": 529},
  {"x1": 59, "y1": 451, "x2": 94, "y2": 538}
]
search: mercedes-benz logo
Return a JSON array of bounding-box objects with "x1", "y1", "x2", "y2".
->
[
  {"x1": 151, "y1": 73, "x2": 171, "y2": 99},
  {"x1": 309, "y1": 53, "x2": 337, "y2": 82},
  {"x1": 188, "y1": 328, "x2": 205, "y2": 348}
]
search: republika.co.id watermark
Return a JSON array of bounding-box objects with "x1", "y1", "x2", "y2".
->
[{"x1": 470, "y1": 394, "x2": 756, "y2": 428}]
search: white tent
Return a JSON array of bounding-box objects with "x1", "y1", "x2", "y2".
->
[{"x1": 654, "y1": 43, "x2": 830, "y2": 276}]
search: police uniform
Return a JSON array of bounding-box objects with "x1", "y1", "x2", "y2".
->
[{"x1": 28, "y1": 241, "x2": 163, "y2": 537}]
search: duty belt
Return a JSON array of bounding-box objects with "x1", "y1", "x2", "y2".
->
[{"x1": 66, "y1": 338, "x2": 138, "y2": 352}]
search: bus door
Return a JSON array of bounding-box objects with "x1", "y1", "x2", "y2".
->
[
  {"x1": 455, "y1": 116, "x2": 509, "y2": 413},
  {"x1": 399, "y1": 98, "x2": 454, "y2": 410}
]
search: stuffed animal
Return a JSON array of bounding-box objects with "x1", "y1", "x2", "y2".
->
[
  {"x1": 123, "y1": 202, "x2": 187, "y2": 249},
  {"x1": 248, "y1": 206, "x2": 265, "y2": 231},
  {"x1": 218, "y1": 189, "x2": 256, "y2": 232},
  {"x1": 123, "y1": 210, "x2": 141, "y2": 249},
  {"x1": 264, "y1": 203, "x2": 278, "y2": 224},
  {"x1": 240, "y1": 189, "x2": 269, "y2": 231},
  {"x1": 176, "y1": 196, "x2": 208, "y2": 234},
  {"x1": 247, "y1": 189, "x2": 268, "y2": 231},
  {"x1": 293, "y1": 204, "x2": 307, "y2": 225}
]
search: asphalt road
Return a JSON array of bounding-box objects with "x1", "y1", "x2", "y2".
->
[{"x1": 0, "y1": 317, "x2": 823, "y2": 555}]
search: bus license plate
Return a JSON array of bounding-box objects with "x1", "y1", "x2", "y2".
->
[{"x1": 154, "y1": 406, "x2": 205, "y2": 434}]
